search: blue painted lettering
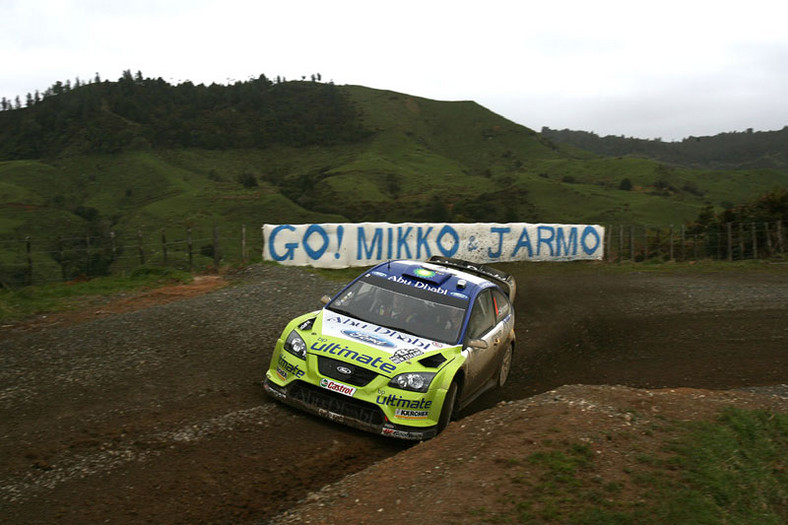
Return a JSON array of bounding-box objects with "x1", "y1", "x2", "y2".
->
[
  {"x1": 511, "y1": 227, "x2": 533, "y2": 257},
  {"x1": 303, "y1": 224, "x2": 329, "y2": 260},
  {"x1": 357, "y1": 227, "x2": 383, "y2": 260},
  {"x1": 397, "y1": 226, "x2": 413, "y2": 259},
  {"x1": 488, "y1": 227, "x2": 510, "y2": 258},
  {"x1": 555, "y1": 227, "x2": 578, "y2": 256},
  {"x1": 582, "y1": 226, "x2": 601, "y2": 255},
  {"x1": 537, "y1": 226, "x2": 555, "y2": 256},
  {"x1": 436, "y1": 225, "x2": 459, "y2": 257},
  {"x1": 268, "y1": 224, "x2": 298, "y2": 261},
  {"x1": 416, "y1": 226, "x2": 433, "y2": 259}
]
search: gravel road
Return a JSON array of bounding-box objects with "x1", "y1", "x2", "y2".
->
[{"x1": 1, "y1": 263, "x2": 786, "y2": 523}]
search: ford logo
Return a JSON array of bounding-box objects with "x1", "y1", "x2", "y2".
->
[
  {"x1": 336, "y1": 366, "x2": 353, "y2": 375},
  {"x1": 341, "y1": 329, "x2": 396, "y2": 348}
]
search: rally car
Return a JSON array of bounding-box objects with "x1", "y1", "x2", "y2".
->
[{"x1": 263, "y1": 256, "x2": 516, "y2": 440}]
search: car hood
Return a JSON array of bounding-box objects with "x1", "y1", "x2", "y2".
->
[{"x1": 307, "y1": 310, "x2": 457, "y2": 375}]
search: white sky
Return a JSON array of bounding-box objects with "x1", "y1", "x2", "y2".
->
[{"x1": 2, "y1": 0, "x2": 787, "y2": 141}]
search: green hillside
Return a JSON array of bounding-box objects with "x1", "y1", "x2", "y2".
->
[{"x1": 0, "y1": 75, "x2": 786, "y2": 283}]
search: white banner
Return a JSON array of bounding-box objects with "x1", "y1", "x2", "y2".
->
[{"x1": 263, "y1": 222, "x2": 605, "y2": 268}]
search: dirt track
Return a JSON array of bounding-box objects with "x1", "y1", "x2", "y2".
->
[{"x1": 0, "y1": 263, "x2": 786, "y2": 523}]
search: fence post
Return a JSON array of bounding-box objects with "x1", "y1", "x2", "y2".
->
[
  {"x1": 58, "y1": 237, "x2": 66, "y2": 280},
  {"x1": 680, "y1": 225, "x2": 686, "y2": 261},
  {"x1": 643, "y1": 226, "x2": 648, "y2": 260},
  {"x1": 726, "y1": 222, "x2": 733, "y2": 261},
  {"x1": 138, "y1": 230, "x2": 145, "y2": 265},
  {"x1": 85, "y1": 235, "x2": 91, "y2": 276},
  {"x1": 617, "y1": 224, "x2": 623, "y2": 263},
  {"x1": 242, "y1": 224, "x2": 247, "y2": 263},
  {"x1": 738, "y1": 223, "x2": 745, "y2": 259},
  {"x1": 161, "y1": 229, "x2": 168, "y2": 265},
  {"x1": 716, "y1": 224, "x2": 723, "y2": 260},
  {"x1": 212, "y1": 225, "x2": 220, "y2": 267},
  {"x1": 629, "y1": 226, "x2": 635, "y2": 261},
  {"x1": 25, "y1": 236, "x2": 32, "y2": 286},
  {"x1": 751, "y1": 222, "x2": 758, "y2": 259},
  {"x1": 764, "y1": 222, "x2": 772, "y2": 256},
  {"x1": 187, "y1": 227, "x2": 193, "y2": 272},
  {"x1": 777, "y1": 221, "x2": 785, "y2": 253},
  {"x1": 669, "y1": 225, "x2": 674, "y2": 261},
  {"x1": 110, "y1": 231, "x2": 117, "y2": 262},
  {"x1": 693, "y1": 233, "x2": 699, "y2": 260}
]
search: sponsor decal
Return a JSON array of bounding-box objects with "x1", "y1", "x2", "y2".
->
[
  {"x1": 298, "y1": 318, "x2": 315, "y2": 331},
  {"x1": 341, "y1": 329, "x2": 396, "y2": 348},
  {"x1": 387, "y1": 275, "x2": 448, "y2": 295},
  {"x1": 395, "y1": 408, "x2": 430, "y2": 419},
  {"x1": 277, "y1": 355, "x2": 305, "y2": 379},
  {"x1": 324, "y1": 314, "x2": 436, "y2": 351},
  {"x1": 390, "y1": 348, "x2": 424, "y2": 364},
  {"x1": 413, "y1": 268, "x2": 436, "y2": 278},
  {"x1": 320, "y1": 378, "x2": 357, "y2": 397},
  {"x1": 376, "y1": 393, "x2": 433, "y2": 410},
  {"x1": 310, "y1": 340, "x2": 397, "y2": 374}
]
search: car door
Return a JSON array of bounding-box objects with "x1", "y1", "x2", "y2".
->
[{"x1": 461, "y1": 289, "x2": 502, "y2": 398}]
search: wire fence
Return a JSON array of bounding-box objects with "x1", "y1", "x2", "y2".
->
[
  {"x1": 604, "y1": 220, "x2": 786, "y2": 263},
  {"x1": 0, "y1": 225, "x2": 264, "y2": 288},
  {"x1": 1, "y1": 220, "x2": 786, "y2": 288}
]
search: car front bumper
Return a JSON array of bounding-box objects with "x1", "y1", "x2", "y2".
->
[{"x1": 263, "y1": 378, "x2": 438, "y2": 441}]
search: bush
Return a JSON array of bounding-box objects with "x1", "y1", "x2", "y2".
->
[{"x1": 237, "y1": 172, "x2": 258, "y2": 188}]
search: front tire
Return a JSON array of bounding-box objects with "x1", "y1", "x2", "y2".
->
[{"x1": 437, "y1": 381, "x2": 459, "y2": 434}]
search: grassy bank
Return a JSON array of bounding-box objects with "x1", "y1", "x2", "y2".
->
[
  {"x1": 477, "y1": 407, "x2": 787, "y2": 524},
  {"x1": 0, "y1": 266, "x2": 192, "y2": 323}
]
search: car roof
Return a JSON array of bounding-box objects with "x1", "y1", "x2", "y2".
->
[{"x1": 366, "y1": 259, "x2": 496, "y2": 300}]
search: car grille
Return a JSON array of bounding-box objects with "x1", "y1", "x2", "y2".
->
[
  {"x1": 317, "y1": 355, "x2": 378, "y2": 387},
  {"x1": 289, "y1": 382, "x2": 384, "y2": 426}
]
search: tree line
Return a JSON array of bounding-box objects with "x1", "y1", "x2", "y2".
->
[
  {"x1": 541, "y1": 126, "x2": 788, "y2": 171},
  {"x1": 0, "y1": 71, "x2": 370, "y2": 159}
]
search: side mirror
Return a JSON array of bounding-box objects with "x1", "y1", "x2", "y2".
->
[
  {"x1": 468, "y1": 339, "x2": 489, "y2": 350},
  {"x1": 320, "y1": 295, "x2": 331, "y2": 305}
]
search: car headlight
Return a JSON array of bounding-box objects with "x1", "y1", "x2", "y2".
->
[
  {"x1": 283, "y1": 330, "x2": 307, "y2": 359},
  {"x1": 389, "y1": 372, "x2": 436, "y2": 393}
]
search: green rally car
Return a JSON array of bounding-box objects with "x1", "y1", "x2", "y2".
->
[{"x1": 263, "y1": 256, "x2": 516, "y2": 440}]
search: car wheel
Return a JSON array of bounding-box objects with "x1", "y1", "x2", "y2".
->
[
  {"x1": 497, "y1": 343, "x2": 513, "y2": 387},
  {"x1": 437, "y1": 381, "x2": 459, "y2": 434}
]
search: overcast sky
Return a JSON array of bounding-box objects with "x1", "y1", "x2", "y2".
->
[{"x1": 2, "y1": 0, "x2": 787, "y2": 141}]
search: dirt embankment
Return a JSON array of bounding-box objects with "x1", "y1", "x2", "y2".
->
[{"x1": 0, "y1": 264, "x2": 786, "y2": 523}]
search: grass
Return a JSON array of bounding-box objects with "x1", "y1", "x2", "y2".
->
[
  {"x1": 1, "y1": 85, "x2": 786, "y2": 288},
  {"x1": 476, "y1": 407, "x2": 787, "y2": 524},
  {"x1": 0, "y1": 266, "x2": 193, "y2": 323},
  {"x1": 3, "y1": 85, "x2": 786, "y2": 243}
]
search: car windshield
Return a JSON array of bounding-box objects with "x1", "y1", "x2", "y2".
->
[{"x1": 327, "y1": 274, "x2": 468, "y2": 345}]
